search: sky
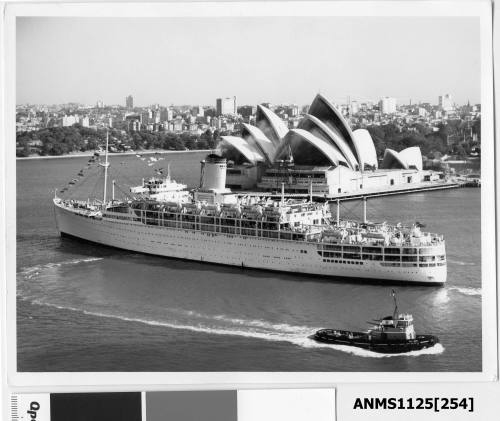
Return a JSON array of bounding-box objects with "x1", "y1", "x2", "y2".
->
[{"x1": 16, "y1": 16, "x2": 481, "y2": 107}]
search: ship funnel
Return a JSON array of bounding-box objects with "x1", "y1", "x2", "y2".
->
[{"x1": 200, "y1": 154, "x2": 227, "y2": 192}]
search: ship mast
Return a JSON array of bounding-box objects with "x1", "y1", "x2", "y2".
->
[
  {"x1": 102, "y1": 130, "x2": 110, "y2": 205},
  {"x1": 363, "y1": 196, "x2": 367, "y2": 223},
  {"x1": 309, "y1": 177, "x2": 313, "y2": 203}
]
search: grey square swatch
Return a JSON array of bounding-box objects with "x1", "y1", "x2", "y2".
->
[{"x1": 146, "y1": 391, "x2": 237, "y2": 421}]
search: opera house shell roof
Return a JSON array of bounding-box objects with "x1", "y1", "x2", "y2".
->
[
  {"x1": 380, "y1": 147, "x2": 423, "y2": 171},
  {"x1": 219, "y1": 93, "x2": 422, "y2": 172},
  {"x1": 274, "y1": 129, "x2": 348, "y2": 167},
  {"x1": 254, "y1": 104, "x2": 289, "y2": 147}
]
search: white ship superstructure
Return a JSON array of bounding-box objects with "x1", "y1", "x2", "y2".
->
[{"x1": 130, "y1": 166, "x2": 190, "y2": 203}]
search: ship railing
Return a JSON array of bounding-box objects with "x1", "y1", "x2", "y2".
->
[
  {"x1": 331, "y1": 220, "x2": 444, "y2": 238},
  {"x1": 101, "y1": 208, "x2": 446, "y2": 251},
  {"x1": 106, "y1": 207, "x2": 323, "y2": 241},
  {"x1": 426, "y1": 233, "x2": 444, "y2": 241},
  {"x1": 60, "y1": 199, "x2": 101, "y2": 213}
]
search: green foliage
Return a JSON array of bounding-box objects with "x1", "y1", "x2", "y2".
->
[
  {"x1": 16, "y1": 125, "x2": 213, "y2": 157},
  {"x1": 365, "y1": 122, "x2": 468, "y2": 158}
]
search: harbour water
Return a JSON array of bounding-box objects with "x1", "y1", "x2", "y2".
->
[{"x1": 16, "y1": 153, "x2": 482, "y2": 371}]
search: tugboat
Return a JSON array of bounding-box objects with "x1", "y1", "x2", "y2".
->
[{"x1": 312, "y1": 290, "x2": 439, "y2": 354}]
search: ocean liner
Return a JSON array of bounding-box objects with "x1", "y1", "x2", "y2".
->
[{"x1": 53, "y1": 144, "x2": 447, "y2": 284}]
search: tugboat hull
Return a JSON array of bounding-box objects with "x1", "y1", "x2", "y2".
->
[{"x1": 312, "y1": 329, "x2": 439, "y2": 354}]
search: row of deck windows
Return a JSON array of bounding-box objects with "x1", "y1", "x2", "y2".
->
[
  {"x1": 323, "y1": 259, "x2": 364, "y2": 265},
  {"x1": 318, "y1": 251, "x2": 445, "y2": 261},
  {"x1": 381, "y1": 262, "x2": 446, "y2": 267},
  {"x1": 322, "y1": 244, "x2": 439, "y2": 255}
]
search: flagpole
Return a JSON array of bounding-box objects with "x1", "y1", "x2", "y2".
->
[{"x1": 102, "y1": 129, "x2": 110, "y2": 205}]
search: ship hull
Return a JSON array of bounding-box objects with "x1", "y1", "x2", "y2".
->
[
  {"x1": 54, "y1": 202, "x2": 447, "y2": 284},
  {"x1": 312, "y1": 329, "x2": 439, "y2": 353}
]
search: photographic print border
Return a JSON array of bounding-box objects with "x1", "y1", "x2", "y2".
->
[{"x1": 3, "y1": 0, "x2": 497, "y2": 389}]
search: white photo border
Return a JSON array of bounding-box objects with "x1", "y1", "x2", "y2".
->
[{"x1": 3, "y1": 0, "x2": 497, "y2": 389}]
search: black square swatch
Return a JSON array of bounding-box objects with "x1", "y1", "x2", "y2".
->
[{"x1": 51, "y1": 392, "x2": 142, "y2": 421}]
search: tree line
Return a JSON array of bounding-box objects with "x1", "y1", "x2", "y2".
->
[
  {"x1": 16, "y1": 119, "x2": 480, "y2": 159},
  {"x1": 364, "y1": 119, "x2": 480, "y2": 159},
  {"x1": 16, "y1": 125, "x2": 221, "y2": 157}
]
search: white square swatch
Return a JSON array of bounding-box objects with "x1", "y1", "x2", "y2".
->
[{"x1": 238, "y1": 388, "x2": 335, "y2": 421}]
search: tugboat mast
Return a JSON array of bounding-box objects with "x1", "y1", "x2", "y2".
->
[{"x1": 392, "y1": 289, "x2": 398, "y2": 319}]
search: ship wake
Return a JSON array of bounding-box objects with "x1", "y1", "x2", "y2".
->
[
  {"x1": 448, "y1": 286, "x2": 482, "y2": 297},
  {"x1": 23, "y1": 298, "x2": 444, "y2": 358},
  {"x1": 18, "y1": 257, "x2": 104, "y2": 280},
  {"x1": 18, "y1": 257, "x2": 444, "y2": 358},
  {"x1": 298, "y1": 339, "x2": 445, "y2": 357},
  {"x1": 447, "y1": 259, "x2": 476, "y2": 266}
]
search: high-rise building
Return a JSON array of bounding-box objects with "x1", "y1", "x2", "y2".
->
[
  {"x1": 173, "y1": 118, "x2": 183, "y2": 132},
  {"x1": 96, "y1": 100, "x2": 104, "y2": 109},
  {"x1": 140, "y1": 111, "x2": 150, "y2": 125},
  {"x1": 62, "y1": 115, "x2": 78, "y2": 127},
  {"x1": 237, "y1": 105, "x2": 255, "y2": 118},
  {"x1": 216, "y1": 97, "x2": 237, "y2": 116},
  {"x1": 438, "y1": 94, "x2": 453, "y2": 111},
  {"x1": 211, "y1": 117, "x2": 222, "y2": 129},
  {"x1": 126, "y1": 95, "x2": 134, "y2": 109},
  {"x1": 159, "y1": 108, "x2": 174, "y2": 122},
  {"x1": 80, "y1": 116, "x2": 90, "y2": 127},
  {"x1": 350, "y1": 101, "x2": 359, "y2": 115},
  {"x1": 193, "y1": 106, "x2": 204, "y2": 117},
  {"x1": 286, "y1": 104, "x2": 300, "y2": 117},
  {"x1": 361, "y1": 101, "x2": 374, "y2": 111},
  {"x1": 379, "y1": 97, "x2": 397, "y2": 114},
  {"x1": 152, "y1": 111, "x2": 159, "y2": 124}
]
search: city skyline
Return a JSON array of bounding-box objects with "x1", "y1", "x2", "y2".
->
[
  {"x1": 16, "y1": 93, "x2": 478, "y2": 110},
  {"x1": 17, "y1": 16, "x2": 480, "y2": 106}
]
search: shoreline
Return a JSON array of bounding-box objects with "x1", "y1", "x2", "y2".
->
[{"x1": 16, "y1": 149, "x2": 212, "y2": 160}]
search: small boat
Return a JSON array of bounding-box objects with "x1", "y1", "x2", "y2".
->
[{"x1": 311, "y1": 290, "x2": 439, "y2": 354}]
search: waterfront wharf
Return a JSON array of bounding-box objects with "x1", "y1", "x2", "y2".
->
[{"x1": 237, "y1": 181, "x2": 460, "y2": 203}]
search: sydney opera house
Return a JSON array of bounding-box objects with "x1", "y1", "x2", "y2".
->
[{"x1": 218, "y1": 94, "x2": 440, "y2": 196}]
